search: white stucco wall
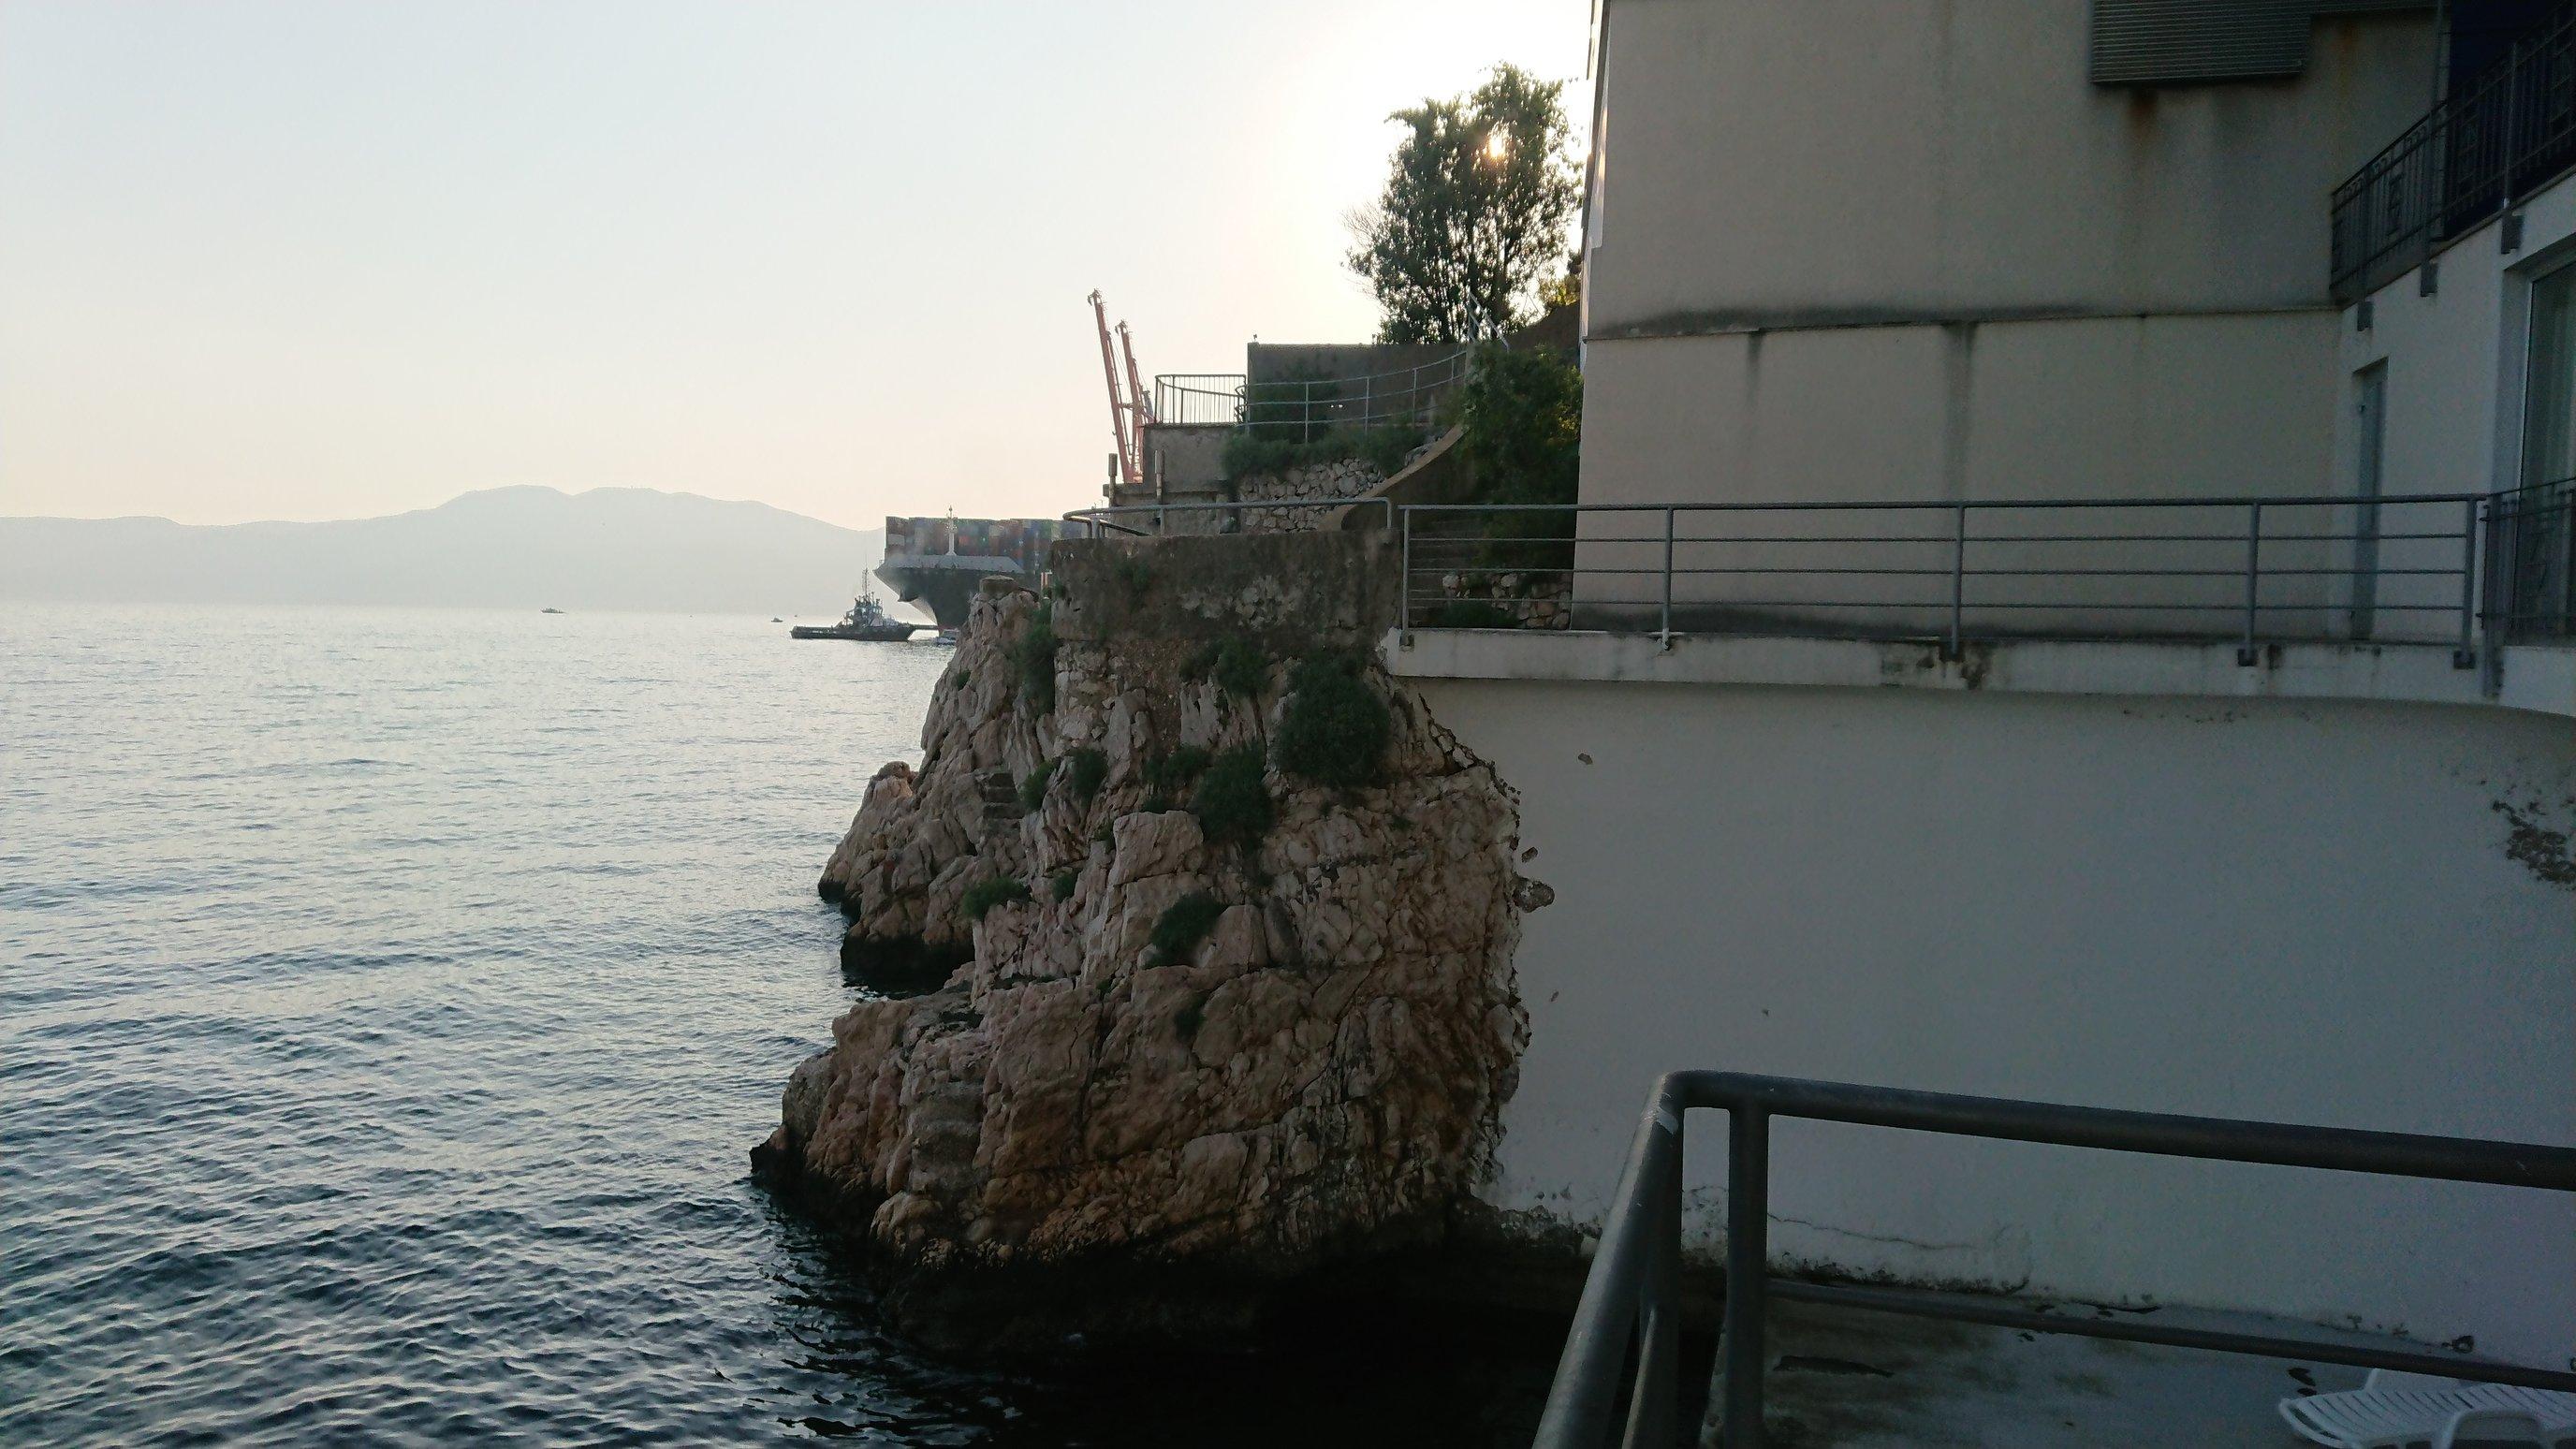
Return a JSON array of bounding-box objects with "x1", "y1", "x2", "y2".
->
[
  {"x1": 1588, "y1": 0, "x2": 2436, "y2": 333},
  {"x1": 2335, "y1": 167, "x2": 2576, "y2": 502},
  {"x1": 1577, "y1": 311, "x2": 2344, "y2": 507},
  {"x1": 1572, "y1": 1, "x2": 2443, "y2": 638},
  {"x1": 1414, "y1": 669, "x2": 2576, "y2": 1365}
]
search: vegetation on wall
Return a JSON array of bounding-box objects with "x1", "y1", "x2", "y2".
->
[
  {"x1": 1346, "y1": 64, "x2": 1581, "y2": 344},
  {"x1": 1013, "y1": 603, "x2": 1058, "y2": 712},
  {"x1": 1188, "y1": 746, "x2": 1274, "y2": 848},
  {"x1": 961, "y1": 875, "x2": 1032, "y2": 923},
  {"x1": 1111, "y1": 556, "x2": 1154, "y2": 604},
  {"x1": 1146, "y1": 746, "x2": 1213, "y2": 797},
  {"x1": 1063, "y1": 746, "x2": 1108, "y2": 804},
  {"x1": 1273, "y1": 653, "x2": 1392, "y2": 788},
  {"x1": 1017, "y1": 757, "x2": 1058, "y2": 813},
  {"x1": 1187, "y1": 635, "x2": 1271, "y2": 700},
  {"x1": 1148, "y1": 891, "x2": 1225, "y2": 966},
  {"x1": 1460, "y1": 341, "x2": 1583, "y2": 572}
]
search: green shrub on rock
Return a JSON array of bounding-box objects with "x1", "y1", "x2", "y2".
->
[
  {"x1": 1051, "y1": 869, "x2": 1078, "y2": 902},
  {"x1": 1145, "y1": 745, "x2": 1212, "y2": 796},
  {"x1": 1017, "y1": 757, "x2": 1058, "y2": 812},
  {"x1": 1064, "y1": 747, "x2": 1107, "y2": 803},
  {"x1": 1012, "y1": 603, "x2": 1058, "y2": 713},
  {"x1": 1273, "y1": 652, "x2": 1391, "y2": 788},
  {"x1": 1111, "y1": 556, "x2": 1153, "y2": 603},
  {"x1": 961, "y1": 875, "x2": 1032, "y2": 923},
  {"x1": 1187, "y1": 634, "x2": 1269, "y2": 699},
  {"x1": 1148, "y1": 891, "x2": 1224, "y2": 965},
  {"x1": 1189, "y1": 745, "x2": 1273, "y2": 848}
]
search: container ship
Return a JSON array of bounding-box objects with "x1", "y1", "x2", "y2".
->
[{"x1": 872, "y1": 515, "x2": 1064, "y2": 632}]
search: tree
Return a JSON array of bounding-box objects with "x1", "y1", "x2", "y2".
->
[
  {"x1": 1346, "y1": 65, "x2": 1582, "y2": 344},
  {"x1": 1459, "y1": 340, "x2": 1582, "y2": 571}
]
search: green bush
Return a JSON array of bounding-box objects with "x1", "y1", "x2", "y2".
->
[
  {"x1": 1012, "y1": 603, "x2": 1058, "y2": 713},
  {"x1": 1460, "y1": 342, "x2": 1582, "y2": 571},
  {"x1": 1274, "y1": 653, "x2": 1391, "y2": 788},
  {"x1": 1063, "y1": 746, "x2": 1107, "y2": 803},
  {"x1": 961, "y1": 875, "x2": 1032, "y2": 923},
  {"x1": 1428, "y1": 600, "x2": 1518, "y2": 630},
  {"x1": 1189, "y1": 745, "x2": 1274, "y2": 848},
  {"x1": 1051, "y1": 870, "x2": 1078, "y2": 902},
  {"x1": 1017, "y1": 757, "x2": 1058, "y2": 812},
  {"x1": 1187, "y1": 634, "x2": 1270, "y2": 699},
  {"x1": 1149, "y1": 891, "x2": 1225, "y2": 965},
  {"x1": 1145, "y1": 745, "x2": 1212, "y2": 796},
  {"x1": 1111, "y1": 555, "x2": 1154, "y2": 603}
]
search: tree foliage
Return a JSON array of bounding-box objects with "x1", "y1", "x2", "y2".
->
[{"x1": 1347, "y1": 65, "x2": 1581, "y2": 344}]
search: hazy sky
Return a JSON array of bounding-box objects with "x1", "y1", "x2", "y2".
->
[{"x1": 0, "y1": 2, "x2": 1591, "y2": 531}]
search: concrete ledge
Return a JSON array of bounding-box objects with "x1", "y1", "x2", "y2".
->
[{"x1": 1384, "y1": 626, "x2": 2576, "y2": 719}]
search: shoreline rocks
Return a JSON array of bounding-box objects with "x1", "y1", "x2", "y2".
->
[{"x1": 762, "y1": 537, "x2": 1539, "y2": 1352}]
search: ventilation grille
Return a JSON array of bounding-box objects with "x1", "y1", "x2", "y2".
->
[{"x1": 2090, "y1": 0, "x2": 2314, "y2": 83}]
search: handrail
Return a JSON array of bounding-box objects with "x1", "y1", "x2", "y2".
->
[
  {"x1": 1398, "y1": 493, "x2": 2489, "y2": 667},
  {"x1": 1148, "y1": 348, "x2": 1476, "y2": 439},
  {"x1": 1533, "y1": 1071, "x2": 2576, "y2": 1449}
]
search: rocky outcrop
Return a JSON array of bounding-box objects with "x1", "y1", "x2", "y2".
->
[{"x1": 768, "y1": 533, "x2": 1535, "y2": 1351}]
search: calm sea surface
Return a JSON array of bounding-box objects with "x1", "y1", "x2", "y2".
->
[{"x1": 1, "y1": 604, "x2": 1552, "y2": 1448}]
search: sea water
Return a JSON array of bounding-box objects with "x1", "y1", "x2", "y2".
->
[{"x1": 0, "y1": 604, "x2": 1553, "y2": 1447}]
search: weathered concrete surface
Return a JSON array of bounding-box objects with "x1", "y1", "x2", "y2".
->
[
  {"x1": 1705, "y1": 1296, "x2": 2401, "y2": 1448},
  {"x1": 771, "y1": 534, "x2": 1535, "y2": 1351}
]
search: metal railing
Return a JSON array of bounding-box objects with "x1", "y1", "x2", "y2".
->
[
  {"x1": 1398, "y1": 494, "x2": 2489, "y2": 664},
  {"x1": 1150, "y1": 373, "x2": 1248, "y2": 429},
  {"x1": 1064, "y1": 496, "x2": 1393, "y2": 537},
  {"x1": 2331, "y1": 3, "x2": 2576, "y2": 302},
  {"x1": 2489, "y1": 476, "x2": 2576, "y2": 641},
  {"x1": 1534, "y1": 1071, "x2": 2576, "y2": 1449},
  {"x1": 1150, "y1": 349, "x2": 1472, "y2": 442}
]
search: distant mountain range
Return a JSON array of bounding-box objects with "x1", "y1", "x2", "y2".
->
[{"x1": 0, "y1": 487, "x2": 889, "y2": 615}]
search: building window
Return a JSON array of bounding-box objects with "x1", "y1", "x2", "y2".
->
[{"x1": 2521, "y1": 264, "x2": 2576, "y2": 490}]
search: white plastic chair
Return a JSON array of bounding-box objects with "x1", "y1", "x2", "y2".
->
[{"x1": 2279, "y1": 1369, "x2": 2576, "y2": 1449}]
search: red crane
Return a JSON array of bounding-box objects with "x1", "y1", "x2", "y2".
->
[{"x1": 1090, "y1": 290, "x2": 1155, "y2": 494}]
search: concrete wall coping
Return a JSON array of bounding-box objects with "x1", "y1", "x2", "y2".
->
[{"x1": 1384, "y1": 627, "x2": 2576, "y2": 720}]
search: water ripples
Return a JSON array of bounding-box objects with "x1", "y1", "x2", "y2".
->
[{"x1": 1, "y1": 604, "x2": 1557, "y2": 1447}]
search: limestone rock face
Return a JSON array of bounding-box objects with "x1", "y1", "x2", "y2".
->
[{"x1": 778, "y1": 544, "x2": 1533, "y2": 1348}]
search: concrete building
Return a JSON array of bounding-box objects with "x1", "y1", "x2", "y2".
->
[{"x1": 1389, "y1": 0, "x2": 2576, "y2": 1375}]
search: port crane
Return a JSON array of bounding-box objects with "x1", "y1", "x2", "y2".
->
[{"x1": 1089, "y1": 290, "x2": 1153, "y2": 494}]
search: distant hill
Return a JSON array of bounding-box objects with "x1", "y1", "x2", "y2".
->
[{"x1": 0, "y1": 487, "x2": 889, "y2": 615}]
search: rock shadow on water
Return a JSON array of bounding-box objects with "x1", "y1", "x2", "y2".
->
[{"x1": 836, "y1": 931, "x2": 969, "y2": 1000}]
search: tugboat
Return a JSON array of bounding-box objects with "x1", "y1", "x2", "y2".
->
[{"x1": 790, "y1": 589, "x2": 917, "y2": 642}]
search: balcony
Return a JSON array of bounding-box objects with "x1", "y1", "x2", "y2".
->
[
  {"x1": 2331, "y1": 5, "x2": 2576, "y2": 302},
  {"x1": 1385, "y1": 491, "x2": 2576, "y2": 719}
]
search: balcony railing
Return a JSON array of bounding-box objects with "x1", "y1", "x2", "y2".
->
[
  {"x1": 1149, "y1": 348, "x2": 1472, "y2": 442},
  {"x1": 2331, "y1": 4, "x2": 2576, "y2": 302},
  {"x1": 1531, "y1": 1072, "x2": 2576, "y2": 1449},
  {"x1": 1399, "y1": 494, "x2": 2492, "y2": 663},
  {"x1": 2490, "y1": 476, "x2": 2576, "y2": 640}
]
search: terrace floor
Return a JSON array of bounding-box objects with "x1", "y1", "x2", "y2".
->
[{"x1": 1698, "y1": 1295, "x2": 2459, "y2": 1447}]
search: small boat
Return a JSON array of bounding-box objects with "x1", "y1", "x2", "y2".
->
[
  {"x1": 791, "y1": 589, "x2": 917, "y2": 642},
  {"x1": 541, "y1": 607, "x2": 564, "y2": 615}
]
